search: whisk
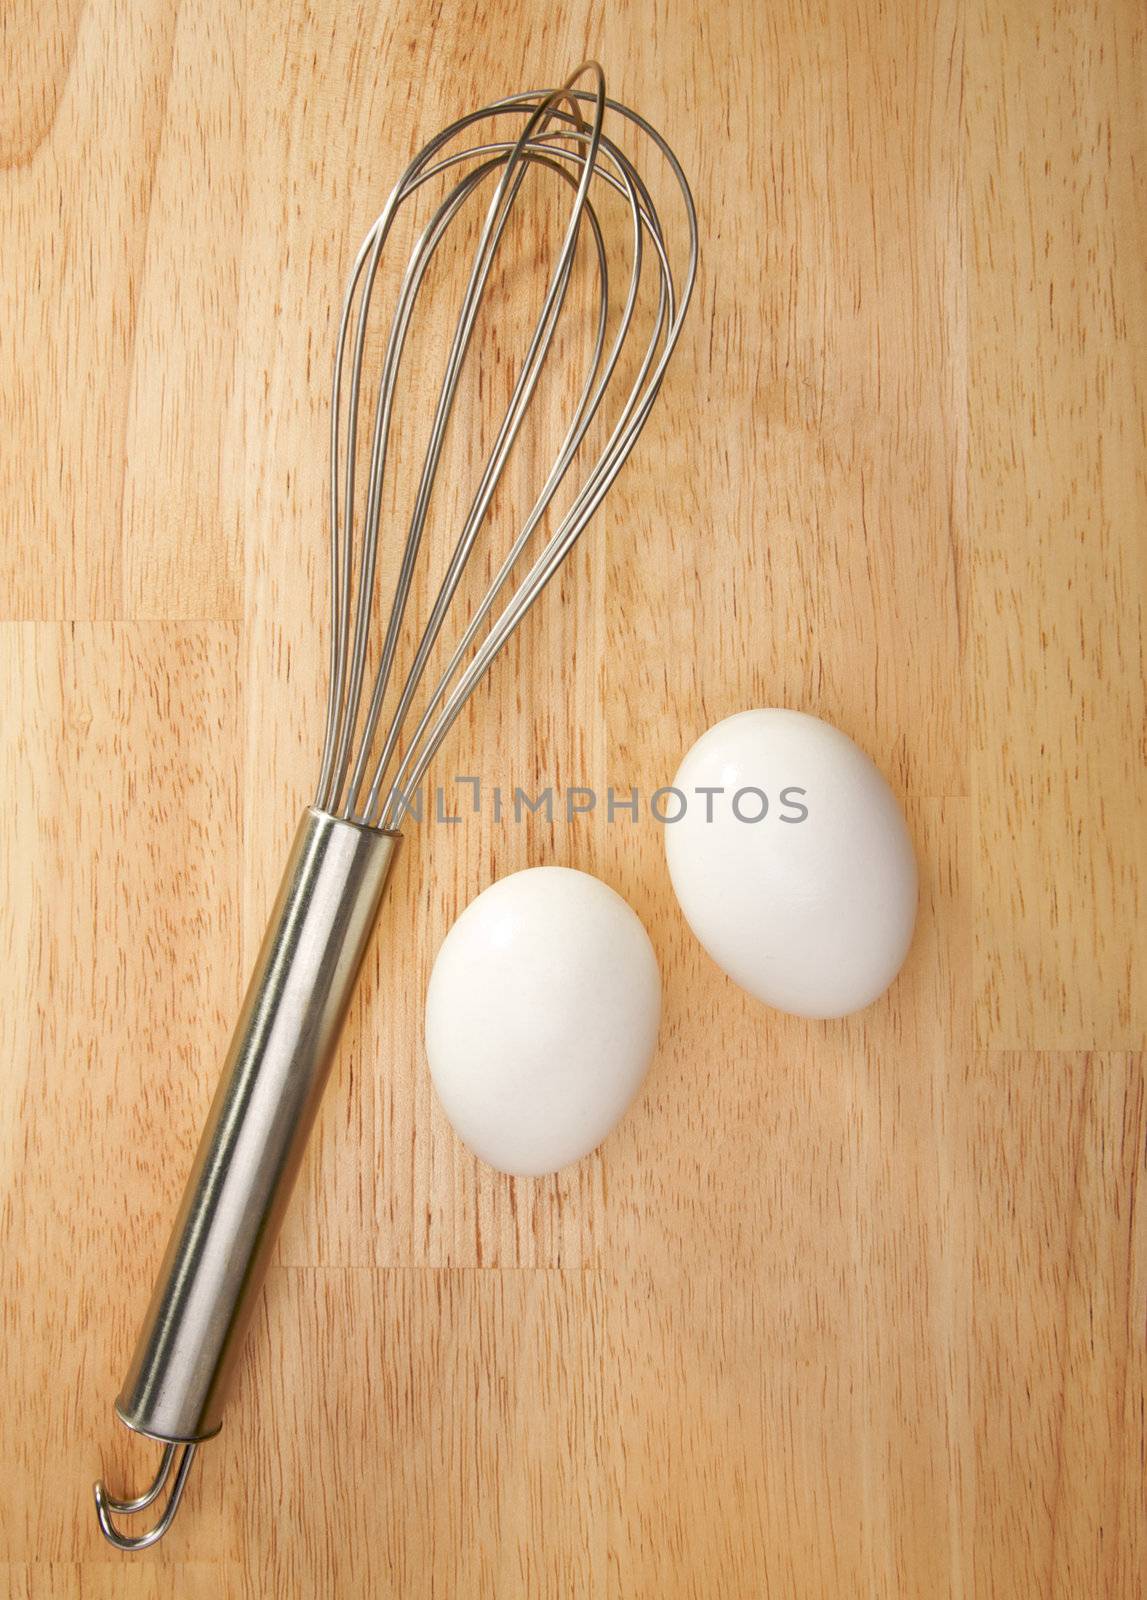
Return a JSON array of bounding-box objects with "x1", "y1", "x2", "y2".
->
[{"x1": 93, "y1": 62, "x2": 696, "y2": 1550}]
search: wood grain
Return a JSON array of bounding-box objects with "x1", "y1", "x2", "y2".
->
[{"x1": 1, "y1": 2, "x2": 1143, "y2": 1596}]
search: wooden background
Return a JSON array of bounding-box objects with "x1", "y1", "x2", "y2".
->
[{"x1": 1, "y1": 1, "x2": 1144, "y2": 1595}]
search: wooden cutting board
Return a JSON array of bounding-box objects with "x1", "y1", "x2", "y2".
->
[{"x1": 1, "y1": 2, "x2": 1143, "y2": 1595}]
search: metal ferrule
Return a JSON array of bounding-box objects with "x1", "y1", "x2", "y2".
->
[{"x1": 115, "y1": 807, "x2": 399, "y2": 1444}]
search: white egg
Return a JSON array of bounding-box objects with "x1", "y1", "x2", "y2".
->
[
  {"x1": 664, "y1": 709, "x2": 917, "y2": 1018},
  {"x1": 425, "y1": 867, "x2": 661, "y2": 1176}
]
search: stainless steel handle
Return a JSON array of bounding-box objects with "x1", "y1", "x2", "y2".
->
[{"x1": 95, "y1": 807, "x2": 399, "y2": 1545}]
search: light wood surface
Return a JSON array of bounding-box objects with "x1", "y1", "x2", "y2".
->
[{"x1": 2, "y1": 2, "x2": 1144, "y2": 1596}]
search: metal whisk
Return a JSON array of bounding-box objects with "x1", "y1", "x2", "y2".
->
[{"x1": 94, "y1": 62, "x2": 696, "y2": 1550}]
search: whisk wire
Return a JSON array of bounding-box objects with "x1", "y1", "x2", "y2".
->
[
  {"x1": 325, "y1": 67, "x2": 607, "y2": 816},
  {"x1": 375, "y1": 174, "x2": 687, "y2": 822},
  {"x1": 338, "y1": 161, "x2": 522, "y2": 814},
  {"x1": 357, "y1": 183, "x2": 614, "y2": 825},
  {"x1": 346, "y1": 157, "x2": 603, "y2": 819}
]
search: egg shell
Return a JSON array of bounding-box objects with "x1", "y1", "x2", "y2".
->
[
  {"x1": 664, "y1": 708, "x2": 917, "y2": 1018},
  {"x1": 425, "y1": 867, "x2": 661, "y2": 1176}
]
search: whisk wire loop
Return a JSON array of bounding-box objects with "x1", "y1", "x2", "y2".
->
[
  {"x1": 319, "y1": 64, "x2": 609, "y2": 816},
  {"x1": 94, "y1": 1441, "x2": 199, "y2": 1552},
  {"x1": 346, "y1": 153, "x2": 608, "y2": 819},
  {"x1": 315, "y1": 62, "x2": 697, "y2": 828}
]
